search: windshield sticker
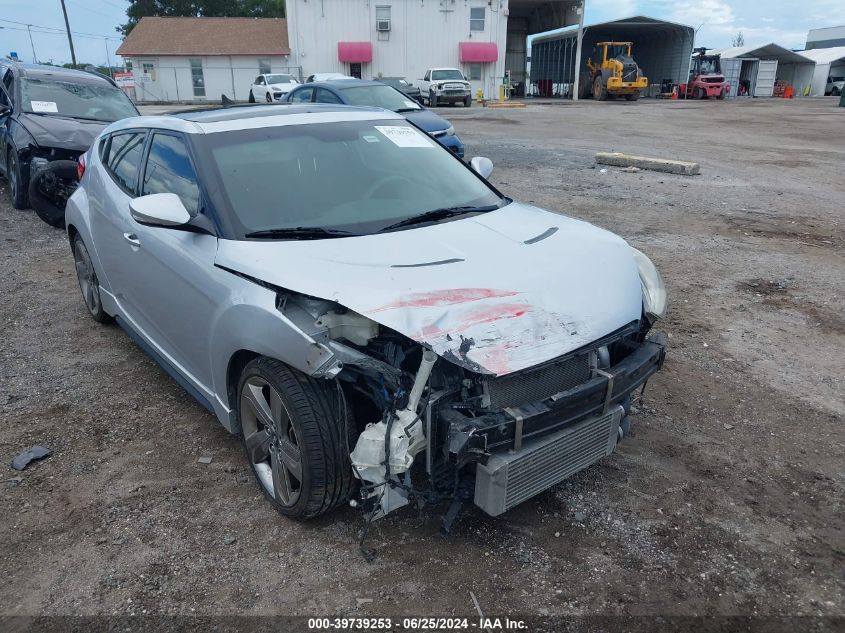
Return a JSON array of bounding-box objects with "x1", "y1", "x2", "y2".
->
[
  {"x1": 362, "y1": 135, "x2": 380, "y2": 143},
  {"x1": 31, "y1": 101, "x2": 59, "y2": 113},
  {"x1": 403, "y1": 100, "x2": 418, "y2": 108},
  {"x1": 374, "y1": 126, "x2": 433, "y2": 148}
]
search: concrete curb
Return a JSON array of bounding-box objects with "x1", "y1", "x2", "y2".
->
[{"x1": 595, "y1": 152, "x2": 700, "y2": 176}]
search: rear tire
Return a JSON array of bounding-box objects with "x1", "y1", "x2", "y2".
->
[
  {"x1": 6, "y1": 149, "x2": 29, "y2": 210},
  {"x1": 694, "y1": 86, "x2": 704, "y2": 100},
  {"x1": 72, "y1": 234, "x2": 111, "y2": 323},
  {"x1": 717, "y1": 89, "x2": 726, "y2": 100},
  {"x1": 237, "y1": 357, "x2": 355, "y2": 520},
  {"x1": 625, "y1": 93, "x2": 639, "y2": 101},
  {"x1": 832, "y1": 88, "x2": 841, "y2": 96},
  {"x1": 593, "y1": 77, "x2": 606, "y2": 101},
  {"x1": 248, "y1": 90, "x2": 255, "y2": 103}
]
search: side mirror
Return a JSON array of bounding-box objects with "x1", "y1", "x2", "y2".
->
[
  {"x1": 470, "y1": 156, "x2": 493, "y2": 179},
  {"x1": 130, "y1": 193, "x2": 190, "y2": 227}
]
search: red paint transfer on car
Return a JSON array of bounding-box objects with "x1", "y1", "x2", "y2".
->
[{"x1": 371, "y1": 288, "x2": 519, "y2": 312}]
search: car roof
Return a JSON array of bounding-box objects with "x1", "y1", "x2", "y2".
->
[
  {"x1": 102, "y1": 104, "x2": 404, "y2": 135},
  {"x1": 305, "y1": 79, "x2": 385, "y2": 89},
  {"x1": 9, "y1": 62, "x2": 115, "y2": 86}
]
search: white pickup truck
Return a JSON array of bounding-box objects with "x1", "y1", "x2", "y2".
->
[{"x1": 417, "y1": 68, "x2": 472, "y2": 107}]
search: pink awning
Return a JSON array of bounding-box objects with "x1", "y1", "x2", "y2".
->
[
  {"x1": 459, "y1": 42, "x2": 498, "y2": 63},
  {"x1": 338, "y1": 41, "x2": 373, "y2": 63}
]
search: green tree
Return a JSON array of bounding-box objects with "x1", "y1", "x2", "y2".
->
[{"x1": 118, "y1": 0, "x2": 285, "y2": 36}]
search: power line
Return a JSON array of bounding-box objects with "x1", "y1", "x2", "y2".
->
[
  {"x1": 0, "y1": 17, "x2": 121, "y2": 40},
  {"x1": 65, "y1": 0, "x2": 126, "y2": 21}
]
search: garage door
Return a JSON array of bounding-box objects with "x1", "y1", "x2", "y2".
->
[
  {"x1": 722, "y1": 58, "x2": 742, "y2": 97},
  {"x1": 755, "y1": 60, "x2": 778, "y2": 97}
]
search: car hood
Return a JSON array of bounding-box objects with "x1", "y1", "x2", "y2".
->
[
  {"x1": 269, "y1": 83, "x2": 295, "y2": 92},
  {"x1": 17, "y1": 113, "x2": 108, "y2": 151},
  {"x1": 402, "y1": 109, "x2": 451, "y2": 133},
  {"x1": 215, "y1": 203, "x2": 643, "y2": 376}
]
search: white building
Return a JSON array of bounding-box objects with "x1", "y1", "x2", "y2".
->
[
  {"x1": 285, "y1": 0, "x2": 584, "y2": 99},
  {"x1": 116, "y1": 17, "x2": 295, "y2": 103},
  {"x1": 806, "y1": 25, "x2": 845, "y2": 50}
]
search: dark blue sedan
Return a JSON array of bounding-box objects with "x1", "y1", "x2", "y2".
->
[{"x1": 284, "y1": 80, "x2": 465, "y2": 158}]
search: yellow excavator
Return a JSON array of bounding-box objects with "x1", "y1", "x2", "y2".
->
[{"x1": 583, "y1": 42, "x2": 648, "y2": 101}]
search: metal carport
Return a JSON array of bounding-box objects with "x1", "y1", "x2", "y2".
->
[
  {"x1": 714, "y1": 45, "x2": 815, "y2": 97},
  {"x1": 529, "y1": 15, "x2": 695, "y2": 100},
  {"x1": 800, "y1": 47, "x2": 845, "y2": 96}
]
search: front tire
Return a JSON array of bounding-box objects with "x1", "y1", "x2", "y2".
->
[
  {"x1": 72, "y1": 234, "x2": 111, "y2": 323},
  {"x1": 832, "y1": 88, "x2": 841, "y2": 96},
  {"x1": 593, "y1": 77, "x2": 606, "y2": 101},
  {"x1": 266, "y1": 92, "x2": 273, "y2": 103},
  {"x1": 694, "y1": 86, "x2": 704, "y2": 100},
  {"x1": 464, "y1": 96, "x2": 472, "y2": 107},
  {"x1": 625, "y1": 93, "x2": 639, "y2": 101},
  {"x1": 6, "y1": 149, "x2": 29, "y2": 209},
  {"x1": 237, "y1": 357, "x2": 354, "y2": 520},
  {"x1": 429, "y1": 90, "x2": 438, "y2": 107}
]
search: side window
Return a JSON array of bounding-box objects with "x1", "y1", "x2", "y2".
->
[
  {"x1": 2, "y1": 69, "x2": 13, "y2": 107},
  {"x1": 257, "y1": 76, "x2": 266, "y2": 85},
  {"x1": 106, "y1": 132, "x2": 146, "y2": 194},
  {"x1": 424, "y1": 71, "x2": 430, "y2": 81},
  {"x1": 314, "y1": 88, "x2": 342, "y2": 104},
  {"x1": 289, "y1": 87, "x2": 313, "y2": 103},
  {"x1": 142, "y1": 133, "x2": 200, "y2": 215}
]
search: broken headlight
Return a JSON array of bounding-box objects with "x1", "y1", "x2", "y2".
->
[{"x1": 631, "y1": 248, "x2": 667, "y2": 321}]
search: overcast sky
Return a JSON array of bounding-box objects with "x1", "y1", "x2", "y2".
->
[{"x1": 1, "y1": 0, "x2": 844, "y2": 67}]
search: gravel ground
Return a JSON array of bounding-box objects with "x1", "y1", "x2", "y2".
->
[{"x1": 0, "y1": 98, "x2": 843, "y2": 627}]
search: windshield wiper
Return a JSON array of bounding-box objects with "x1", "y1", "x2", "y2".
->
[
  {"x1": 244, "y1": 226, "x2": 358, "y2": 240},
  {"x1": 395, "y1": 107, "x2": 421, "y2": 113},
  {"x1": 377, "y1": 205, "x2": 499, "y2": 233}
]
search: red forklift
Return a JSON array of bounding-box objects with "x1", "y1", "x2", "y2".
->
[{"x1": 686, "y1": 48, "x2": 728, "y2": 99}]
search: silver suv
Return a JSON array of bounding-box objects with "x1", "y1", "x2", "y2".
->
[{"x1": 66, "y1": 105, "x2": 667, "y2": 523}]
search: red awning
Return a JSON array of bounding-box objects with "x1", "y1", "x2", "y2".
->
[
  {"x1": 459, "y1": 42, "x2": 498, "y2": 63},
  {"x1": 338, "y1": 41, "x2": 373, "y2": 63}
]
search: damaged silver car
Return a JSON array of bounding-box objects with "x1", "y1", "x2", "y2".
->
[{"x1": 66, "y1": 104, "x2": 667, "y2": 525}]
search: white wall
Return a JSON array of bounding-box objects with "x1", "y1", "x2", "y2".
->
[
  {"x1": 286, "y1": 0, "x2": 509, "y2": 98},
  {"x1": 124, "y1": 55, "x2": 296, "y2": 102}
]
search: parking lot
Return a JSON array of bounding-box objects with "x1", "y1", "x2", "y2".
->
[{"x1": 1, "y1": 97, "x2": 843, "y2": 622}]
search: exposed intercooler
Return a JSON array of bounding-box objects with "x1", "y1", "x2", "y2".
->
[{"x1": 473, "y1": 405, "x2": 623, "y2": 516}]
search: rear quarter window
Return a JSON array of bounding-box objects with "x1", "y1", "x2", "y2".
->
[{"x1": 103, "y1": 131, "x2": 147, "y2": 194}]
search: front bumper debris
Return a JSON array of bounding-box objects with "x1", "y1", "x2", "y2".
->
[{"x1": 446, "y1": 332, "x2": 667, "y2": 514}]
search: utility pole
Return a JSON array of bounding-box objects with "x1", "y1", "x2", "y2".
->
[
  {"x1": 104, "y1": 38, "x2": 113, "y2": 76},
  {"x1": 60, "y1": 0, "x2": 77, "y2": 65},
  {"x1": 26, "y1": 25, "x2": 38, "y2": 63}
]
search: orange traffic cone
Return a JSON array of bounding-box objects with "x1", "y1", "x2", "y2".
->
[{"x1": 671, "y1": 86, "x2": 678, "y2": 100}]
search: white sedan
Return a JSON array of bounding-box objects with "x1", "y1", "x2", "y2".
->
[{"x1": 248, "y1": 73, "x2": 299, "y2": 102}]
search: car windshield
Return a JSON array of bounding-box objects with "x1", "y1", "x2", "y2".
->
[
  {"x1": 341, "y1": 85, "x2": 422, "y2": 111},
  {"x1": 431, "y1": 70, "x2": 464, "y2": 81},
  {"x1": 21, "y1": 77, "x2": 138, "y2": 122},
  {"x1": 267, "y1": 74, "x2": 295, "y2": 84},
  {"x1": 196, "y1": 119, "x2": 503, "y2": 238}
]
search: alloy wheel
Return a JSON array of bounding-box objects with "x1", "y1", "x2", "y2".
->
[
  {"x1": 73, "y1": 239, "x2": 101, "y2": 317},
  {"x1": 240, "y1": 376, "x2": 302, "y2": 507}
]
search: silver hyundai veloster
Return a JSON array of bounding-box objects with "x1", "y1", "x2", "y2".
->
[{"x1": 66, "y1": 105, "x2": 667, "y2": 522}]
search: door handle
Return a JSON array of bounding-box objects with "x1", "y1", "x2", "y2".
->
[{"x1": 123, "y1": 232, "x2": 141, "y2": 247}]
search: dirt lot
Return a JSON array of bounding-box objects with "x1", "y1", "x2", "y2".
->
[{"x1": 1, "y1": 98, "x2": 843, "y2": 627}]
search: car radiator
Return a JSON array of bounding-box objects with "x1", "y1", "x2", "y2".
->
[
  {"x1": 474, "y1": 405, "x2": 623, "y2": 516},
  {"x1": 485, "y1": 353, "x2": 591, "y2": 409}
]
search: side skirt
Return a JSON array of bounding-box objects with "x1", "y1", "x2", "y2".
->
[{"x1": 115, "y1": 315, "x2": 215, "y2": 414}]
